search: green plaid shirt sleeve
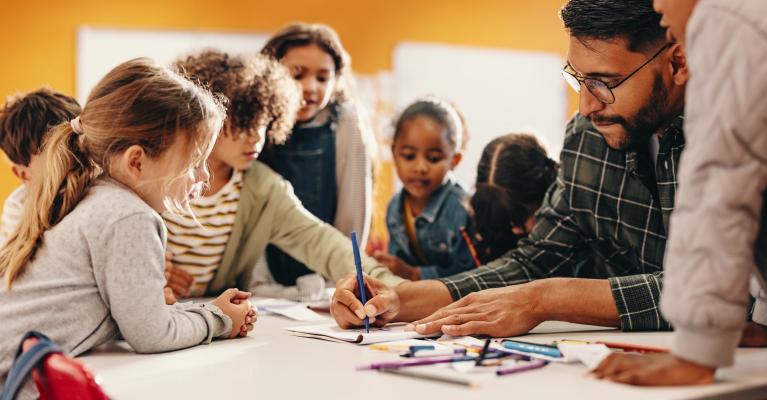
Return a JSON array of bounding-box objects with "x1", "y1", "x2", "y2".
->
[
  {"x1": 609, "y1": 272, "x2": 668, "y2": 331},
  {"x1": 438, "y1": 174, "x2": 588, "y2": 299},
  {"x1": 438, "y1": 114, "x2": 684, "y2": 332}
]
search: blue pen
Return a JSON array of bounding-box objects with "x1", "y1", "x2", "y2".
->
[
  {"x1": 502, "y1": 340, "x2": 562, "y2": 358},
  {"x1": 351, "y1": 231, "x2": 369, "y2": 333}
]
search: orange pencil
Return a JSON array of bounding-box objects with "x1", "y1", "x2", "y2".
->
[
  {"x1": 558, "y1": 339, "x2": 669, "y2": 354},
  {"x1": 459, "y1": 227, "x2": 481, "y2": 268}
]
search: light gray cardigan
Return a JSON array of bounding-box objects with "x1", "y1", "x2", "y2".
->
[
  {"x1": 0, "y1": 180, "x2": 231, "y2": 394},
  {"x1": 660, "y1": 0, "x2": 767, "y2": 368}
]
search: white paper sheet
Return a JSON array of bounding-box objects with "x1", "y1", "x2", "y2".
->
[
  {"x1": 251, "y1": 298, "x2": 327, "y2": 322},
  {"x1": 558, "y1": 343, "x2": 613, "y2": 370},
  {"x1": 284, "y1": 323, "x2": 441, "y2": 345}
]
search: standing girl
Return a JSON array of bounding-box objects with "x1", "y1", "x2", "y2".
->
[
  {"x1": 260, "y1": 23, "x2": 375, "y2": 286},
  {"x1": 0, "y1": 58, "x2": 255, "y2": 394}
]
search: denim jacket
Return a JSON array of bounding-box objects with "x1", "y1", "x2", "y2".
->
[{"x1": 386, "y1": 177, "x2": 475, "y2": 279}]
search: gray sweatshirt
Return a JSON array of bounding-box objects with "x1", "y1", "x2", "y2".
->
[
  {"x1": 0, "y1": 179, "x2": 232, "y2": 394},
  {"x1": 660, "y1": 0, "x2": 767, "y2": 367}
]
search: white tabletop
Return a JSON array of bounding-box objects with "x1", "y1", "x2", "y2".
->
[{"x1": 79, "y1": 314, "x2": 767, "y2": 400}]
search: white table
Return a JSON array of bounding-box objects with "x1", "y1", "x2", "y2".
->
[{"x1": 79, "y1": 315, "x2": 767, "y2": 400}]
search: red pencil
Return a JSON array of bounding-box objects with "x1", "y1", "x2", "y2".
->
[
  {"x1": 459, "y1": 227, "x2": 481, "y2": 268},
  {"x1": 596, "y1": 341, "x2": 669, "y2": 354}
]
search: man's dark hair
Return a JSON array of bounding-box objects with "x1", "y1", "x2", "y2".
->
[{"x1": 560, "y1": 0, "x2": 665, "y2": 53}]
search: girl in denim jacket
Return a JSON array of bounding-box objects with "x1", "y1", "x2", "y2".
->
[{"x1": 375, "y1": 98, "x2": 474, "y2": 280}]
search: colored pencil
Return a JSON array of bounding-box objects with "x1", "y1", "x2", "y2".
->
[
  {"x1": 496, "y1": 360, "x2": 549, "y2": 376},
  {"x1": 379, "y1": 368, "x2": 476, "y2": 387},
  {"x1": 459, "y1": 227, "x2": 482, "y2": 268},
  {"x1": 350, "y1": 231, "x2": 369, "y2": 333}
]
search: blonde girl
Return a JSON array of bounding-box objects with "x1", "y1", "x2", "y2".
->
[{"x1": 0, "y1": 58, "x2": 255, "y2": 395}]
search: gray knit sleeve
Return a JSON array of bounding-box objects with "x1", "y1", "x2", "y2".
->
[{"x1": 93, "y1": 212, "x2": 231, "y2": 353}]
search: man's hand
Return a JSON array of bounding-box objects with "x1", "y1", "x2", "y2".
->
[
  {"x1": 406, "y1": 282, "x2": 544, "y2": 337},
  {"x1": 330, "y1": 274, "x2": 400, "y2": 329},
  {"x1": 592, "y1": 353, "x2": 716, "y2": 386},
  {"x1": 373, "y1": 252, "x2": 421, "y2": 281}
]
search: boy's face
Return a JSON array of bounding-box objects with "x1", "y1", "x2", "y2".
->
[
  {"x1": 392, "y1": 115, "x2": 461, "y2": 202},
  {"x1": 209, "y1": 124, "x2": 267, "y2": 173},
  {"x1": 281, "y1": 43, "x2": 337, "y2": 123},
  {"x1": 567, "y1": 36, "x2": 686, "y2": 150},
  {"x1": 654, "y1": 0, "x2": 699, "y2": 45},
  {"x1": 11, "y1": 153, "x2": 44, "y2": 183}
]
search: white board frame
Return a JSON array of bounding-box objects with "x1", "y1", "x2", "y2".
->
[{"x1": 76, "y1": 26, "x2": 268, "y2": 103}]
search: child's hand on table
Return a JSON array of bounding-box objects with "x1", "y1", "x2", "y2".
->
[{"x1": 212, "y1": 289, "x2": 257, "y2": 338}]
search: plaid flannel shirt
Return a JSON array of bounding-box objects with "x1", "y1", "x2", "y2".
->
[{"x1": 438, "y1": 114, "x2": 685, "y2": 331}]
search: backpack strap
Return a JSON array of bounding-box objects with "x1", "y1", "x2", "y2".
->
[{"x1": 0, "y1": 331, "x2": 63, "y2": 400}]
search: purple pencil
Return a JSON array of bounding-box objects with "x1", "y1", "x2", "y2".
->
[
  {"x1": 357, "y1": 355, "x2": 476, "y2": 370},
  {"x1": 496, "y1": 359, "x2": 549, "y2": 376}
]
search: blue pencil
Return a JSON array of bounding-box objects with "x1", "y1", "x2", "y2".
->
[
  {"x1": 502, "y1": 340, "x2": 562, "y2": 358},
  {"x1": 351, "y1": 231, "x2": 369, "y2": 333}
]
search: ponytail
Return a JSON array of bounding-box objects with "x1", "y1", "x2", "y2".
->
[
  {"x1": 0, "y1": 122, "x2": 97, "y2": 289},
  {"x1": 470, "y1": 183, "x2": 529, "y2": 263},
  {"x1": 470, "y1": 133, "x2": 558, "y2": 263}
]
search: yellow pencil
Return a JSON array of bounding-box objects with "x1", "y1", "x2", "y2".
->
[{"x1": 369, "y1": 344, "x2": 411, "y2": 352}]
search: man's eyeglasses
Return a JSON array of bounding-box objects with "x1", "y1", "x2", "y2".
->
[{"x1": 561, "y1": 44, "x2": 671, "y2": 105}]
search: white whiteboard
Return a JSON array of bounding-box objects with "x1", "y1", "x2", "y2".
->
[
  {"x1": 393, "y1": 41, "x2": 567, "y2": 189},
  {"x1": 76, "y1": 27, "x2": 268, "y2": 103},
  {"x1": 76, "y1": 30, "x2": 569, "y2": 191}
]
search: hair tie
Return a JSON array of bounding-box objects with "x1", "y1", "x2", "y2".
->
[{"x1": 70, "y1": 117, "x2": 84, "y2": 135}]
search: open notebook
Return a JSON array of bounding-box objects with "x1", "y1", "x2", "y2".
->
[{"x1": 284, "y1": 323, "x2": 441, "y2": 345}]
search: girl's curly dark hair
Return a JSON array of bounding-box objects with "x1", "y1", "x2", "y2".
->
[{"x1": 174, "y1": 50, "x2": 301, "y2": 144}]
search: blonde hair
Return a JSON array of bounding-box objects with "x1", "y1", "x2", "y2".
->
[{"x1": 0, "y1": 58, "x2": 225, "y2": 289}]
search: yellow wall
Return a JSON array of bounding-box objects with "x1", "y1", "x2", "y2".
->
[{"x1": 0, "y1": 0, "x2": 572, "y2": 204}]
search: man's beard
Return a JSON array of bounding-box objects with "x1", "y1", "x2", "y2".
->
[{"x1": 590, "y1": 72, "x2": 670, "y2": 151}]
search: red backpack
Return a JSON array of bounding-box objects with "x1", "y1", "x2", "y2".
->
[{"x1": 1, "y1": 331, "x2": 109, "y2": 400}]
